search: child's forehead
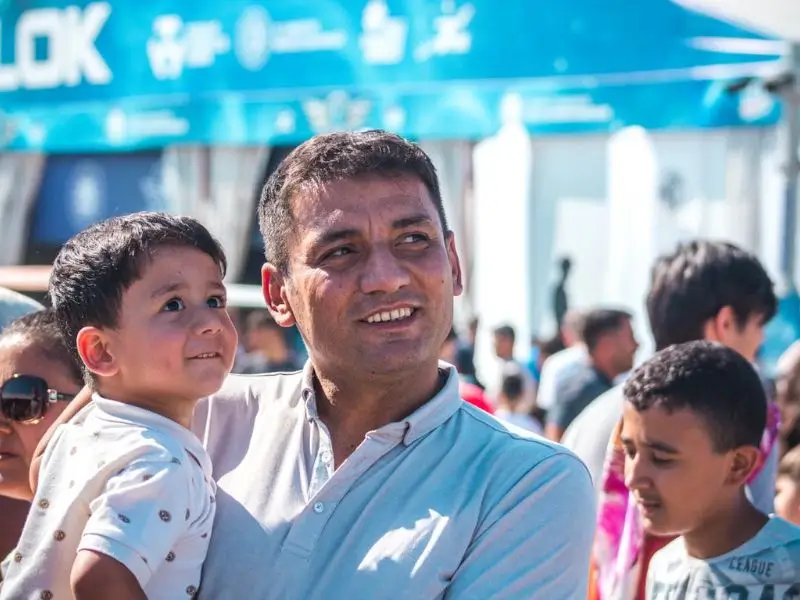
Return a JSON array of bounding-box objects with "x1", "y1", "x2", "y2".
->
[
  {"x1": 128, "y1": 246, "x2": 224, "y2": 289},
  {"x1": 622, "y1": 402, "x2": 714, "y2": 446}
]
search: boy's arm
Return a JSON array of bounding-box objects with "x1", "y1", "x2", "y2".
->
[
  {"x1": 29, "y1": 385, "x2": 94, "y2": 493},
  {"x1": 71, "y1": 551, "x2": 147, "y2": 600}
]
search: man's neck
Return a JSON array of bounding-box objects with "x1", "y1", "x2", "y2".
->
[
  {"x1": 589, "y1": 356, "x2": 617, "y2": 383},
  {"x1": 682, "y1": 495, "x2": 769, "y2": 559},
  {"x1": 312, "y1": 363, "x2": 445, "y2": 467}
]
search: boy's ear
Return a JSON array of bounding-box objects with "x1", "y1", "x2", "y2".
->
[
  {"x1": 726, "y1": 445, "x2": 762, "y2": 487},
  {"x1": 76, "y1": 326, "x2": 119, "y2": 378}
]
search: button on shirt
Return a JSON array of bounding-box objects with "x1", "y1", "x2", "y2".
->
[
  {"x1": 1, "y1": 396, "x2": 216, "y2": 600},
  {"x1": 192, "y1": 362, "x2": 596, "y2": 599}
]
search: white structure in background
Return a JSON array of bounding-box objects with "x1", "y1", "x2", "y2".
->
[
  {"x1": 603, "y1": 127, "x2": 660, "y2": 360},
  {"x1": 471, "y1": 93, "x2": 533, "y2": 381}
]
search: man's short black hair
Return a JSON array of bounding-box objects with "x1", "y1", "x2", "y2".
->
[
  {"x1": 623, "y1": 340, "x2": 766, "y2": 451},
  {"x1": 49, "y1": 212, "x2": 227, "y2": 377},
  {"x1": 647, "y1": 241, "x2": 776, "y2": 351},
  {"x1": 581, "y1": 308, "x2": 632, "y2": 352},
  {"x1": 1, "y1": 308, "x2": 82, "y2": 385},
  {"x1": 258, "y1": 130, "x2": 447, "y2": 274},
  {"x1": 493, "y1": 324, "x2": 515, "y2": 343}
]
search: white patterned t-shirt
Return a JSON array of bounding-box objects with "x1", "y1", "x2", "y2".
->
[
  {"x1": 646, "y1": 516, "x2": 800, "y2": 599},
  {"x1": 0, "y1": 395, "x2": 216, "y2": 600}
]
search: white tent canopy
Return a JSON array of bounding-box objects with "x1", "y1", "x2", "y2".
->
[{"x1": 674, "y1": 0, "x2": 800, "y2": 42}]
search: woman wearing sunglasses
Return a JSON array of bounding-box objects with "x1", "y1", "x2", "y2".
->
[{"x1": 0, "y1": 308, "x2": 82, "y2": 561}]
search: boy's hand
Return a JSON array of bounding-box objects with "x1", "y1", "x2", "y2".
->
[
  {"x1": 71, "y1": 550, "x2": 147, "y2": 600},
  {"x1": 29, "y1": 385, "x2": 94, "y2": 494}
]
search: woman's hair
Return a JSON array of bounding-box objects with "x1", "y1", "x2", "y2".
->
[{"x1": 0, "y1": 308, "x2": 83, "y2": 385}]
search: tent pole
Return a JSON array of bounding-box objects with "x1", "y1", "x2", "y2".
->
[{"x1": 780, "y1": 43, "x2": 800, "y2": 291}]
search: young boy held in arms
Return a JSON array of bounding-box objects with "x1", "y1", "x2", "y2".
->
[
  {"x1": 620, "y1": 341, "x2": 800, "y2": 599},
  {"x1": 0, "y1": 212, "x2": 237, "y2": 600}
]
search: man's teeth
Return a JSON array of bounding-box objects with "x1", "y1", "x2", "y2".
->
[
  {"x1": 194, "y1": 353, "x2": 217, "y2": 359},
  {"x1": 366, "y1": 307, "x2": 414, "y2": 323}
]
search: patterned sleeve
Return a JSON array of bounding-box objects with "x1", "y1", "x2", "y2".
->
[{"x1": 78, "y1": 457, "x2": 195, "y2": 588}]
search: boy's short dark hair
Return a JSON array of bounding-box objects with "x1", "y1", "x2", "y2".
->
[
  {"x1": 49, "y1": 212, "x2": 227, "y2": 376},
  {"x1": 647, "y1": 241, "x2": 776, "y2": 351},
  {"x1": 1, "y1": 308, "x2": 83, "y2": 385},
  {"x1": 580, "y1": 308, "x2": 632, "y2": 352},
  {"x1": 623, "y1": 340, "x2": 766, "y2": 452},
  {"x1": 779, "y1": 446, "x2": 800, "y2": 483},
  {"x1": 501, "y1": 368, "x2": 524, "y2": 401}
]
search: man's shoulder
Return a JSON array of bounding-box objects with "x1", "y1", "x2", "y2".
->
[
  {"x1": 206, "y1": 370, "x2": 304, "y2": 406},
  {"x1": 192, "y1": 370, "x2": 305, "y2": 438},
  {"x1": 456, "y1": 404, "x2": 592, "y2": 485}
]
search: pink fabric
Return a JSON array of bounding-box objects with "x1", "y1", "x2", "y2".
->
[{"x1": 592, "y1": 402, "x2": 781, "y2": 600}]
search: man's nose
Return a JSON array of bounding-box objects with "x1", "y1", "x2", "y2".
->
[{"x1": 359, "y1": 246, "x2": 411, "y2": 295}]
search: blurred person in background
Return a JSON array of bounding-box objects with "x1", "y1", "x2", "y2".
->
[
  {"x1": 570, "y1": 241, "x2": 779, "y2": 600},
  {"x1": 0, "y1": 289, "x2": 43, "y2": 563},
  {"x1": 440, "y1": 328, "x2": 493, "y2": 414},
  {"x1": 776, "y1": 340, "x2": 800, "y2": 456},
  {"x1": 776, "y1": 446, "x2": 800, "y2": 526},
  {"x1": 235, "y1": 310, "x2": 302, "y2": 374},
  {"x1": 0, "y1": 309, "x2": 82, "y2": 565},
  {"x1": 487, "y1": 324, "x2": 536, "y2": 409},
  {"x1": 495, "y1": 363, "x2": 542, "y2": 434},
  {"x1": 536, "y1": 309, "x2": 587, "y2": 413},
  {"x1": 545, "y1": 308, "x2": 637, "y2": 443}
]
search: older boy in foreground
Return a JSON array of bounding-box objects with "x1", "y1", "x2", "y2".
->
[{"x1": 621, "y1": 341, "x2": 800, "y2": 599}]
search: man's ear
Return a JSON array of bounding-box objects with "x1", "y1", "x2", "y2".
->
[
  {"x1": 261, "y1": 263, "x2": 296, "y2": 327},
  {"x1": 726, "y1": 445, "x2": 762, "y2": 487},
  {"x1": 76, "y1": 326, "x2": 119, "y2": 378}
]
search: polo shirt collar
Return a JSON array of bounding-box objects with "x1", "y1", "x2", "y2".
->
[{"x1": 300, "y1": 360, "x2": 462, "y2": 445}]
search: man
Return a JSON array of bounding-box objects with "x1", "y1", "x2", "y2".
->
[
  {"x1": 545, "y1": 308, "x2": 637, "y2": 442},
  {"x1": 37, "y1": 131, "x2": 595, "y2": 599},
  {"x1": 536, "y1": 309, "x2": 587, "y2": 412}
]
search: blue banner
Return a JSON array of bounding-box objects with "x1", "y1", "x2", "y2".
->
[
  {"x1": 30, "y1": 152, "x2": 167, "y2": 243},
  {"x1": 0, "y1": 0, "x2": 782, "y2": 151}
]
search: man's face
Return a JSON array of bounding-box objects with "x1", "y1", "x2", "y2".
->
[
  {"x1": 716, "y1": 311, "x2": 765, "y2": 363},
  {"x1": 621, "y1": 403, "x2": 739, "y2": 537},
  {"x1": 493, "y1": 334, "x2": 513, "y2": 360},
  {"x1": 265, "y1": 174, "x2": 462, "y2": 378},
  {"x1": 610, "y1": 319, "x2": 638, "y2": 375}
]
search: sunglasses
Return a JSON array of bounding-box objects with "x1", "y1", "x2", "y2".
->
[{"x1": 0, "y1": 374, "x2": 75, "y2": 424}]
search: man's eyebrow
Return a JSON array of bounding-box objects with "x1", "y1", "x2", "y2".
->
[
  {"x1": 313, "y1": 228, "x2": 360, "y2": 248},
  {"x1": 393, "y1": 215, "x2": 436, "y2": 229}
]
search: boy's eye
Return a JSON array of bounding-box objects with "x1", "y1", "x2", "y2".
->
[
  {"x1": 652, "y1": 455, "x2": 674, "y2": 467},
  {"x1": 163, "y1": 298, "x2": 185, "y2": 312},
  {"x1": 207, "y1": 295, "x2": 226, "y2": 309}
]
